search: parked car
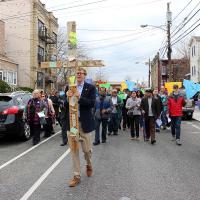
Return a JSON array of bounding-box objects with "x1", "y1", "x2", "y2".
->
[
  {"x1": 182, "y1": 99, "x2": 195, "y2": 120},
  {"x1": 0, "y1": 91, "x2": 32, "y2": 141}
]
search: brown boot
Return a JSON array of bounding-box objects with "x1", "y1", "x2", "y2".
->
[
  {"x1": 69, "y1": 176, "x2": 80, "y2": 187},
  {"x1": 86, "y1": 165, "x2": 93, "y2": 177}
]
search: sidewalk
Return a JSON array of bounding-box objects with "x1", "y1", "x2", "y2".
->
[{"x1": 193, "y1": 106, "x2": 200, "y2": 121}]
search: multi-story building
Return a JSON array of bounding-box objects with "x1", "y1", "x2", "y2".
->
[
  {"x1": 0, "y1": 20, "x2": 18, "y2": 86},
  {"x1": 151, "y1": 53, "x2": 190, "y2": 89},
  {"x1": 189, "y1": 36, "x2": 200, "y2": 83},
  {"x1": 0, "y1": 0, "x2": 58, "y2": 89}
]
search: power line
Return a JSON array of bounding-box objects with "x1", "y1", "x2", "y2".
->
[
  {"x1": 171, "y1": 7, "x2": 200, "y2": 38},
  {"x1": 172, "y1": 0, "x2": 193, "y2": 22},
  {"x1": 172, "y1": 18, "x2": 200, "y2": 45},
  {"x1": 171, "y1": 0, "x2": 200, "y2": 35}
]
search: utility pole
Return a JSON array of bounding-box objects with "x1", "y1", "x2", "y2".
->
[
  {"x1": 167, "y1": 2, "x2": 172, "y2": 81},
  {"x1": 148, "y1": 58, "x2": 151, "y2": 88},
  {"x1": 157, "y1": 52, "x2": 161, "y2": 90}
]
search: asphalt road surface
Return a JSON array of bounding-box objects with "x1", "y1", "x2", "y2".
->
[{"x1": 1, "y1": 120, "x2": 200, "y2": 200}]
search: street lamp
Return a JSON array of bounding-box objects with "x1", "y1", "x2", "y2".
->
[{"x1": 140, "y1": 24, "x2": 166, "y2": 31}]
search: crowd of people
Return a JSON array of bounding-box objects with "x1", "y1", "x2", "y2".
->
[
  {"x1": 25, "y1": 68, "x2": 186, "y2": 187},
  {"x1": 93, "y1": 84, "x2": 185, "y2": 146}
]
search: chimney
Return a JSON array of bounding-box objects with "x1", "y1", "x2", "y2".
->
[{"x1": 0, "y1": 20, "x2": 5, "y2": 55}]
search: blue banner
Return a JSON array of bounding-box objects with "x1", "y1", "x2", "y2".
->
[
  {"x1": 125, "y1": 80, "x2": 136, "y2": 91},
  {"x1": 183, "y1": 79, "x2": 200, "y2": 99}
]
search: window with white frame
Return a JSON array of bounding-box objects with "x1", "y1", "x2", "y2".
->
[{"x1": 6, "y1": 71, "x2": 17, "y2": 85}]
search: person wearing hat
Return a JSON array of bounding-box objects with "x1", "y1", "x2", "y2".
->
[
  {"x1": 168, "y1": 84, "x2": 186, "y2": 145},
  {"x1": 141, "y1": 89, "x2": 162, "y2": 144},
  {"x1": 108, "y1": 88, "x2": 123, "y2": 135}
]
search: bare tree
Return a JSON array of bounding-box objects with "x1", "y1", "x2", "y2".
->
[
  {"x1": 173, "y1": 39, "x2": 190, "y2": 60},
  {"x1": 94, "y1": 68, "x2": 108, "y2": 81}
]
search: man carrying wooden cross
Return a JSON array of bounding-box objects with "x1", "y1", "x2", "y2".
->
[{"x1": 67, "y1": 67, "x2": 96, "y2": 187}]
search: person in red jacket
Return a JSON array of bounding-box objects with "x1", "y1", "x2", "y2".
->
[{"x1": 168, "y1": 84, "x2": 186, "y2": 145}]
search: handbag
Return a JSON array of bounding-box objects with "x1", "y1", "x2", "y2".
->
[{"x1": 40, "y1": 117, "x2": 47, "y2": 125}]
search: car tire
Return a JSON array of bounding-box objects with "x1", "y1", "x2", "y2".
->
[
  {"x1": 187, "y1": 114, "x2": 193, "y2": 120},
  {"x1": 20, "y1": 121, "x2": 31, "y2": 141}
]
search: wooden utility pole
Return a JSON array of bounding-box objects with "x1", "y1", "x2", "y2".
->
[
  {"x1": 167, "y1": 2, "x2": 172, "y2": 81},
  {"x1": 148, "y1": 58, "x2": 151, "y2": 88}
]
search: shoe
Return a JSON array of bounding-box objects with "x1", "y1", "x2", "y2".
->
[
  {"x1": 135, "y1": 137, "x2": 140, "y2": 141},
  {"x1": 108, "y1": 132, "x2": 112, "y2": 136},
  {"x1": 151, "y1": 140, "x2": 156, "y2": 145},
  {"x1": 113, "y1": 132, "x2": 118, "y2": 135},
  {"x1": 69, "y1": 176, "x2": 80, "y2": 187},
  {"x1": 131, "y1": 137, "x2": 136, "y2": 140},
  {"x1": 176, "y1": 139, "x2": 182, "y2": 146},
  {"x1": 93, "y1": 141, "x2": 100, "y2": 146},
  {"x1": 86, "y1": 165, "x2": 93, "y2": 177},
  {"x1": 171, "y1": 136, "x2": 176, "y2": 141},
  {"x1": 102, "y1": 140, "x2": 106, "y2": 143},
  {"x1": 145, "y1": 138, "x2": 150, "y2": 142},
  {"x1": 60, "y1": 143, "x2": 67, "y2": 146},
  {"x1": 56, "y1": 121, "x2": 59, "y2": 125},
  {"x1": 156, "y1": 129, "x2": 160, "y2": 133}
]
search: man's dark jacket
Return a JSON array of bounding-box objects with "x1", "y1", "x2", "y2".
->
[
  {"x1": 141, "y1": 97, "x2": 162, "y2": 118},
  {"x1": 78, "y1": 82, "x2": 96, "y2": 133}
]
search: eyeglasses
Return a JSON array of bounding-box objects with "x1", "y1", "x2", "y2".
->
[{"x1": 76, "y1": 72, "x2": 85, "y2": 75}]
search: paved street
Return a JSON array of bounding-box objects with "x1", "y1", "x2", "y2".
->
[{"x1": 0, "y1": 121, "x2": 200, "y2": 200}]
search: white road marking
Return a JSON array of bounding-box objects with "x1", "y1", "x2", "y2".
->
[
  {"x1": 20, "y1": 148, "x2": 70, "y2": 200},
  {"x1": 192, "y1": 124, "x2": 200, "y2": 130},
  {"x1": 0, "y1": 131, "x2": 61, "y2": 171}
]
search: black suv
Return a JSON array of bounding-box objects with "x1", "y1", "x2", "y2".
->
[{"x1": 0, "y1": 91, "x2": 32, "y2": 141}]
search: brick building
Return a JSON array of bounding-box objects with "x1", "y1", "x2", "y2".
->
[
  {"x1": 0, "y1": 20, "x2": 18, "y2": 86},
  {"x1": 0, "y1": 0, "x2": 58, "y2": 89},
  {"x1": 151, "y1": 53, "x2": 190, "y2": 89}
]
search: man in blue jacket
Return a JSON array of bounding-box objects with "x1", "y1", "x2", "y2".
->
[
  {"x1": 67, "y1": 68, "x2": 96, "y2": 187},
  {"x1": 93, "y1": 87, "x2": 112, "y2": 145}
]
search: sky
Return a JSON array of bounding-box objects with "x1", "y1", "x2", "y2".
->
[{"x1": 41, "y1": 0, "x2": 200, "y2": 83}]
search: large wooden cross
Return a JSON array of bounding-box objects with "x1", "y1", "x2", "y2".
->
[{"x1": 41, "y1": 21, "x2": 104, "y2": 152}]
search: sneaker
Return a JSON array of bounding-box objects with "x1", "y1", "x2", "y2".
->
[
  {"x1": 102, "y1": 140, "x2": 106, "y2": 143},
  {"x1": 69, "y1": 176, "x2": 80, "y2": 187},
  {"x1": 108, "y1": 132, "x2": 112, "y2": 136},
  {"x1": 131, "y1": 137, "x2": 136, "y2": 140},
  {"x1": 176, "y1": 139, "x2": 182, "y2": 146},
  {"x1": 135, "y1": 137, "x2": 140, "y2": 141},
  {"x1": 151, "y1": 140, "x2": 156, "y2": 145},
  {"x1": 93, "y1": 141, "x2": 100, "y2": 146},
  {"x1": 86, "y1": 165, "x2": 93, "y2": 177}
]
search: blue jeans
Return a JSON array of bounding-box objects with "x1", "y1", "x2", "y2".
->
[
  {"x1": 161, "y1": 111, "x2": 168, "y2": 127},
  {"x1": 171, "y1": 116, "x2": 182, "y2": 140}
]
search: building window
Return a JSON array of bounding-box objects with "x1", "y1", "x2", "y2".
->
[
  {"x1": 38, "y1": 19, "x2": 46, "y2": 39},
  {"x1": 192, "y1": 66, "x2": 193, "y2": 76},
  {"x1": 162, "y1": 65, "x2": 167, "y2": 75},
  {"x1": 194, "y1": 45, "x2": 196, "y2": 56},
  {"x1": 38, "y1": 46, "x2": 45, "y2": 63},
  {"x1": 6, "y1": 71, "x2": 17, "y2": 85},
  {"x1": 0, "y1": 71, "x2": 3, "y2": 80},
  {"x1": 194, "y1": 66, "x2": 196, "y2": 76}
]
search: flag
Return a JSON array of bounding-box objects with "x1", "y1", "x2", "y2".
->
[
  {"x1": 121, "y1": 82, "x2": 128, "y2": 91},
  {"x1": 125, "y1": 80, "x2": 136, "y2": 91},
  {"x1": 165, "y1": 82, "x2": 182, "y2": 94},
  {"x1": 183, "y1": 79, "x2": 200, "y2": 99},
  {"x1": 99, "y1": 83, "x2": 110, "y2": 89}
]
